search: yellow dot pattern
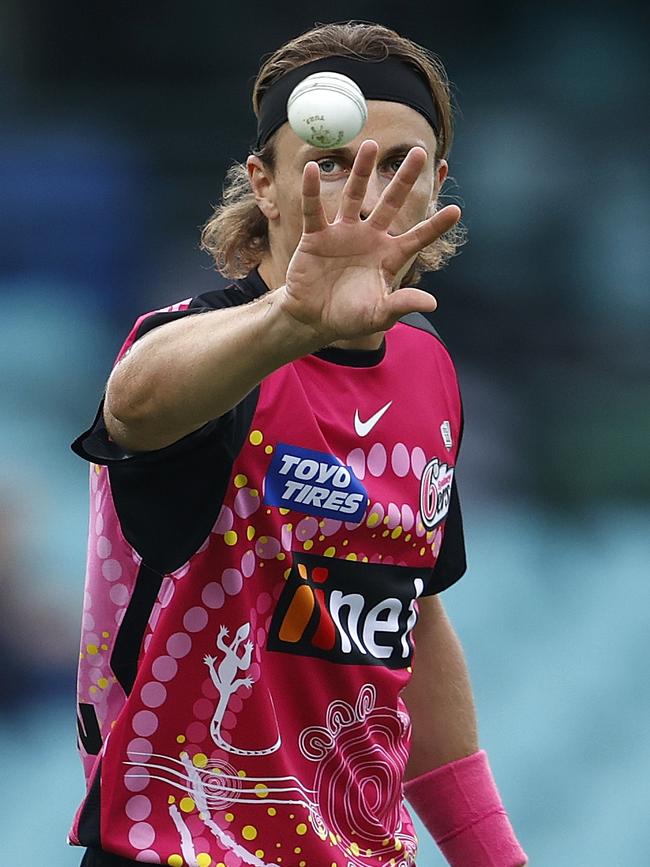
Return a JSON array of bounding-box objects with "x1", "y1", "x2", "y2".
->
[
  {"x1": 324, "y1": 546, "x2": 336, "y2": 557},
  {"x1": 265, "y1": 444, "x2": 274, "y2": 454},
  {"x1": 224, "y1": 530, "x2": 238, "y2": 546},
  {"x1": 296, "y1": 822, "x2": 308, "y2": 835},
  {"x1": 179, "y1": 796, "x2": 195, "y2": 812},
  {"x1": 249, "y1": 430, "x2": 263, "y2": 446},
  {"x1": 242, "y1": 825, "x2": 258, "y2": 840},
  {"x1": 267, "y1": 807, "x2": 277, "y2": 816},
  {"x1": 254, "y1": 783, "x2": 269, "y2": 798},
  {"x1": 247, "y1": 526, "x2": 256, "y2": 541},
  {"x1": 196, "y1": 855, "x2": 212, "y2": 867},
  {"x1": 193, "y1": 753, "x2": 208, "y2": 768},
  {"x1": 225, "y1": 812, "x2": 234, "y2": 822},
  {"x1": 167, "y1": 856, "x2": 183, "y2": 867}
]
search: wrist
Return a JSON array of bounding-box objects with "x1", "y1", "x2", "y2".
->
[
  {"x1": 262, "y1": 286, "x2": 330, "y2": 357},
  {"x1": 403, "y1": 749, "x2": 528, "y2": 867}
]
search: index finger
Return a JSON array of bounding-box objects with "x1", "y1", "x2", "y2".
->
[{"x1": 393, "y1": 204, "x2": 462, "y2": 263}]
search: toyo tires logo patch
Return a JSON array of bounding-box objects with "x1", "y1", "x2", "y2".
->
[
  {"x1": 264, "y1": 443, "x2": 368, "y2": 522},
  {"x1": 419, "y1": 458, "x2": 454, "y2": 530}
]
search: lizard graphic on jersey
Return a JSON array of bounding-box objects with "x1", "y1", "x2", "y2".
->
[{"x1": 203, "y1": 622, "x2": 281, "y2": 756}]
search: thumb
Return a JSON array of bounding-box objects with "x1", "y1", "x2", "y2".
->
[{"x1": 384, "y1": 287, "x2": 437, "y2": 322}]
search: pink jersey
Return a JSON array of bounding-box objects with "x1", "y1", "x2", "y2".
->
[{"x1": 70, "y1": 272, "x2": 465, "y2": 867}]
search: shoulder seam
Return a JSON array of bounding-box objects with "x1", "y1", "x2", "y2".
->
[{"x1": 398, "y1": 312, "x2": 447, "y2": 350}]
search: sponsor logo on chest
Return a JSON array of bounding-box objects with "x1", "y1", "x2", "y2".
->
[
  {"x1": 264, "y1": 443, "x2": 368, "y2": 522},
  {"x1": 268, "y1": 552, "x2": 427, "y2": 668}
]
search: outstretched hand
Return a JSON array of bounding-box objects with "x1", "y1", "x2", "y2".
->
[{"x1": 279, "y1": 139, "x2": 461, "y2": 344}]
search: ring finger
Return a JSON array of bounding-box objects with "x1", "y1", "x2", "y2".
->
[{"x1": 336, "y1": 139, "x2": 379, "y2": 222}]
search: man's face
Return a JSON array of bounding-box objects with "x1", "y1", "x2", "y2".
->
[{"x1": 249, "y1": 100, "x2": 447, "y2": 284}]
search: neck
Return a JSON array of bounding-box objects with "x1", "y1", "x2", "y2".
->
[{"x1": 257, "y1": 256, "x2": 386, "y2": 352}]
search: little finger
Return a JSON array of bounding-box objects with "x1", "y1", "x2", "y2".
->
[{"x1": 302, "y1": 161, "x2": 329, "y2": 234}]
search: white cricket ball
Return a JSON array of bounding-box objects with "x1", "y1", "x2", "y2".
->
[{"x1": 287, "y1": 71, "x2": 368, "y2": 149}]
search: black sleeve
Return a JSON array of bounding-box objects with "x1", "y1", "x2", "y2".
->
[
  {"x1": 70, "y1": 302, "x2": 259, "y2": 574},
  {"x1": 421, "y1": 478, "x2": 467, "y2": 596},
  {"x1": 71, "y1": 307, "x2": 216, "y2": 466}
]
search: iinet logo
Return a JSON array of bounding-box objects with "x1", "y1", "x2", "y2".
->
[{"x1": 267, "y1": 553, "x2": 428, "y2": 669}]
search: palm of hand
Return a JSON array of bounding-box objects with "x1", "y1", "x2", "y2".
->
[{"x1": 281, "y1": 140, "x2": 460, "y2": 343}]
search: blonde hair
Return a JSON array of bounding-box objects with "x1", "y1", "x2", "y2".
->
[{"x1": 201, "y1": 22, "x2": 465, "y2": 284}]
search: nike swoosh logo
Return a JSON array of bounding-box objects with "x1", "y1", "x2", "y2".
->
[{"x1": 354, "y1": 401, "x2": 393, "y2": 437}]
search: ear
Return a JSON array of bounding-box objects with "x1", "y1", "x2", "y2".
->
[
  {"x1": 247, "y1": 155, "x2": 280, "y2": 220},
  {"x1": 426, "y1": 159, "x2": 449, "y2": 217},
  {"x1": 434, "y1": 158, "x2": 449, "y2": 194}
]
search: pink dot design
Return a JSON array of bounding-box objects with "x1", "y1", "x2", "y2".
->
[{"x1": 132, "y1": 710, "x2": 159, "y2": 737}]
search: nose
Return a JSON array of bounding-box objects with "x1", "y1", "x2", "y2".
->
[{"x1": 359, "y1": 171, "x2": 384, "y2": 220}]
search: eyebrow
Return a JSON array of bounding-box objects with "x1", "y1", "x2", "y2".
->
[{"x1": 302, "y1": 141, "x2": 430, "y2": 161}]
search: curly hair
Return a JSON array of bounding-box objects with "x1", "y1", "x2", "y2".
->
[{"x1": 200, "y1": 21, "x2": 465, "y2": 285}]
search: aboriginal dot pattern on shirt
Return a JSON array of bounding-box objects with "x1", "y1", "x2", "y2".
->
[{"x1": 70, "y1": 284, "x2": 464, "y2": 867}]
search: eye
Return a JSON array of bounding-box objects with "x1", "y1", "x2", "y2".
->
[
  {"x1": 316, "y1": 157, "x2": 347, "y2": 177},
  {"x1": 384, "y1": 155, "x2": 407, "y2": 175}
]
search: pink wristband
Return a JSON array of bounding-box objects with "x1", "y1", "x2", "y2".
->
[{"x1": 403, "y1": 749, "x2": 528, "y2": 867}]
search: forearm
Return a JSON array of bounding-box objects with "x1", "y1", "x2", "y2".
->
[
  {"x1": 401, "y1": 595, "x2": 479, "y2": 779},
  {"x1": 105, "y1": 287, "x2": 322, "y2": 451},
  {"x1": 401, "y1": 597, "x2": 527, "y2": 866}
]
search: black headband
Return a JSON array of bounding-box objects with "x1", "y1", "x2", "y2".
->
[{"x1": 255, "y1": 55, "x2": 440, "y2": 149}]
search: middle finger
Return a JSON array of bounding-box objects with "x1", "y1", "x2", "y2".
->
[{"x1": 366, "y1": 147, "x2": 428, "y2": 233}]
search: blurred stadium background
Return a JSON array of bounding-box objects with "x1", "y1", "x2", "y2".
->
[{"x1": 1, "y1": 1, "x2": 648, "y2": 864}]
